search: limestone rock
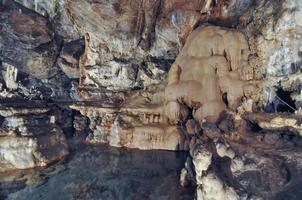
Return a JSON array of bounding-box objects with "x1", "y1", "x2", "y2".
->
[
  {"x1": 164, "y1": 25, "x2": 252, "y2": 123},
  {"x1": 179, "y1": 168, "x2": 190, "y2": 187},
  {"x1": 230, "y1": 156, "x2": 245, "y2": 174},
  {"x1": 71, "y1": 104, "x2": 186, "y2": 151},
  {"x1": 58, "y1": 39, "x2": 85, "y2": 78},
  {"x1": 73, "y1": 114, "x2": 88, "y2": 134},
  {"x1": 245, "y1": 113, "x2": 302, "y2": 136},
  {"x1": 15, "y1": 0, "x2": 57, "y2": 17},
  {"x1": 0, "y1": 1, "x2": 59, "y2": 79},
  {"x1": 0, "y1": 105, "x2": 69, "y2": 172},
  {"x1": 65, "y1": 0, "x2": 205, "y2": 97},
  {"x1": 185, "y1": 119, "x2": 201, "y2": 135},
  {"x1": 15, "y1": 0, "x2": 80, "y2": 40},
  {"x1": 1, "y1": 63, "x2": 18, "y2": 90},
  {"x1": 129, "y1": 126, "x2": 185, "y2": 150},
  {"x1": 0, "y1": 1, "x2": 302, "y2": 199},
  {"x1": 190, "y1": 144, "x2": 212, "y2": 183},
  {"x1": 196, "y1": 173, "x2": 240, "y2": 200},
  {"x1": 0, "y1": 107, "x2": 49, "y2": 118},
  {"x1": 215, "y1": 142, "x2": 235, "y2": 159},
  {"x1": 0, "y1": 131, "x2": 68, "y2": 172},
  {"x1": 247, "y1": 0, "x2": 302, "y2": 106}
]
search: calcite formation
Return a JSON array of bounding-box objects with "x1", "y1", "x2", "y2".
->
[
  {"x1": 1, "y1": 0, "x2": 302, "y2": 199},
  {"x1": 70, "y1": 104, "x2": 186, "y2": 151},
  {"x1": 196, "y1": 173, "x2": 240, "y2": 200},
  {"x1": 164, "y1": 26, "x2": 252, "y2": 123},
  {"x1": 1, "y1": 63, "x2": 18, "y2": 90}
]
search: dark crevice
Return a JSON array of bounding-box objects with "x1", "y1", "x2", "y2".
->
[
  {"x1": 146, "y1": 56, "x2": 174, "y2": 72},
  {"x1": 280, "y1": 131, "x2": 298, "y2": 141},
  {"x1": 264, "y1": 88, "x2": 297, "y2": 113},
  {"x1": 247, "y1": 121, "x2": 263, "y2": 132},
  {"x1": 33, "y1": 41, "x2": 52, "y2": 53},
  {"x1": 275, "y1": 88, "x2": 297, "y2": 113},
  {"x1": 222, "y1": 92, "x2": 229, "y2": 107}
]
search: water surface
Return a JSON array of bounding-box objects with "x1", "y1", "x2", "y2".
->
[{"x1": 0, "y1": 145, "x2": 194, "y2": 200}]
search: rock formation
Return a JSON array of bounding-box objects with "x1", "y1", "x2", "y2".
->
[
  {"x1": 1, "y1": 0, "x2": 302, "y2": 199},
  {"x1": 164, "y1": 25, "x2": 252, "y2": 123},
  {"x1": 70, "y1": 103, "x2": 186, "y2": 151},
  {"x1": 0, "y1": 105, "x2": 68, "y2": 171}
]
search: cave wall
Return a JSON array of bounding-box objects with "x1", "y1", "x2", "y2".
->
[{"x1": 1, "y1": 0, "x2": 302, "y2": 199}]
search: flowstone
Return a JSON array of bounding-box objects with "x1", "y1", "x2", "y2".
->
[{"x1": 164, "y1": 25, "x2": 254, "y2": 123}]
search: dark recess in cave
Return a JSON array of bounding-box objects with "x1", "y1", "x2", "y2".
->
[
  {"x1": 247, "y1": 121, "x2": 263, "y2": 132},
  {"x1": 0, "y1": 115, "x2": 4, "y2": 127},
  {"x1": 275, "y1": 88, "x2": 297, "y2": 113},
  {"x1": 222, "y1": 92, "x2": 229, "y2": 107},
  {"x1": 17, "y1": 70, "x2": 30, "y2": 85},
  {"x1": 264, "y1": 88, "x2": 297, "y2": 113}
]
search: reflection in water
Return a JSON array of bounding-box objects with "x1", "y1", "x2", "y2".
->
[{"x1": 0, "y1": 145, "x2": 194, "y2": 200}]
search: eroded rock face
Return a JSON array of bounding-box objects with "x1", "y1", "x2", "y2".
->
[
  {"x1": 0, "y1": 106, "x2": 69, "y2": 172},
  {"x1": 0, "y1": 1, "x2": 59, "y2": 79},
  {"x1": 65, "y1": 0, "x2": 206, "y2": 97},
  {"x1": 62, "y1": 0, "x2": 255, "y2": 100},
  {"x1": 247, "y1": 0, "x2": 302, "y2": 107},
  {"x1": 14, "y1": 0, "x2": 80, "y2": 40},
  {"x1": 0, "y1": 1, "x2": 84, "y2": 102}
]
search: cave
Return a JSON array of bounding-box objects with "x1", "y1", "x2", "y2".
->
[{"x1": 1, "y1": 0, "x2": 302, "y2": 200}]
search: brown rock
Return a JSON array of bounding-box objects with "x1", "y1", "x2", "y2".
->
[
  {"x1": 0, "y1": 1, "x2": 59, "y2": 79},
  {"x1": 58, "y1": 39, "x2": 85, "y2": 78},
  {"x1": 186, "y1": 119, "x2": 201, "y2": 135}
]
